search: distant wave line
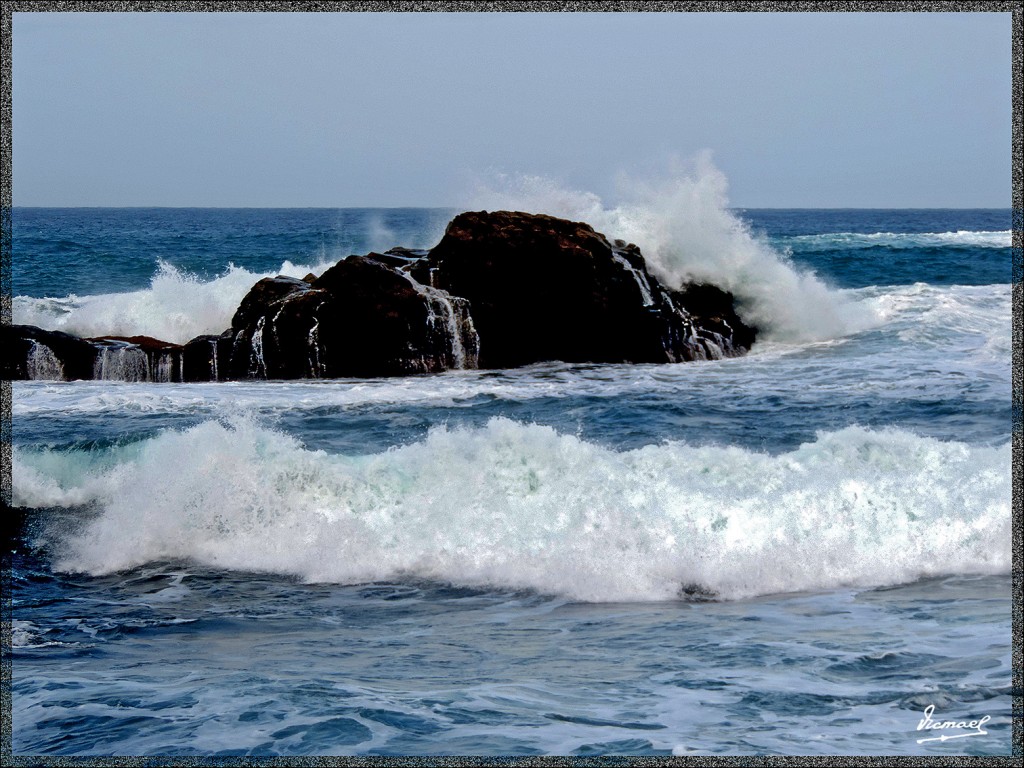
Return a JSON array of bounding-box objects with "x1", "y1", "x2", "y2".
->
[{"x1": 781, "y1": 230, "x2": 1011, "y2": 250}]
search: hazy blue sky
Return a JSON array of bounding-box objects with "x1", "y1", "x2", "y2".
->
[{"x1": 12, "y1": 11, "x2": 1012, "y2": 208}]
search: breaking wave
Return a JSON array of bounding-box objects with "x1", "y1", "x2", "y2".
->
[
  {"x1": 12, "y1": 259, "x2": 334, "y2": 346},
  {"x1": 15, "y1": 416, "x2": 1010, "y2": 602},
  {"x1": 469, "y1": 157, "x2": 879, "y2": 342},
  {"x1": 13, "y1": 161, "x2": 894, "y2": 348}
]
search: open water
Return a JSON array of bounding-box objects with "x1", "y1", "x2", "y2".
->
[{"x1": 8, "y1": 200, "x2": 1014, "y2": 756}]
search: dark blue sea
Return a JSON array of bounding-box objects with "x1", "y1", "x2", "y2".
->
[{"x1": 8, "y1": 203, "x2": 1014, "y2": 756}]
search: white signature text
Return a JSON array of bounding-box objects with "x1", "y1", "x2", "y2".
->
[{"x1": 916, "y1": 704, "x2": 990, "y2": 744}]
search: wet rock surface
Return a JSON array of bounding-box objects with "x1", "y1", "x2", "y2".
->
[
  {"x1": 2, "y1": 325, "x2": 98, "y2": 381},
  {"x1": 226, "y1": 256, "x2": 478, "y2": 379},
  {"x1": 419, "y1": 211, "x2": 755, "y2": 367},
  {"x1": 6, "y1": 211, "x2": 755, "y2": 381}
]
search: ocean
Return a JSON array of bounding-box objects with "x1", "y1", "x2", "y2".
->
[{"x1": 6, "y1": 202, "x2": 1014, "y2": 756}]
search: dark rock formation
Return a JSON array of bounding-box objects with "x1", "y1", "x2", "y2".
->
[
  {"x1": 415, "y1": 210, "x2": 754, "y2": 368},
  {"x1": 2, "y1": 325, "x2": 98, "y2": 380},
  {"x1": 5, "y1": 210, "x2": 755, "y2": 382},
  {"x1": 673, "y1": 282, "x2": 757, "y2": 356},
  {"x1": 182, "y1": 332, "x2": 233, "y2": 382},
  {"x1": 225, "y1": 257, "x2": 478, "y2": 379},
  {"x1": 2, "y1": 325, "x2": 191, "y2": 383}
]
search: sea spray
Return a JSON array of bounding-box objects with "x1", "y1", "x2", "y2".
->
[
  {"x1": 13, "y1": 259, "x2": 337, "y2": 346},
  {"x1": 470, "y1": 158, "x2": 877, "y2": 342},
  {"x1": 13, "y1": 166, "x2": 883, "y2": 348},
  {"x1": 15, "y1": 416, "x2": 1010, "y2": 602},
  {"x1": 9, "y1": 205, "x2": 1013, "y2": 757}
]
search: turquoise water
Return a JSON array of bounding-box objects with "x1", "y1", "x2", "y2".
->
[{"x1": 8, "y1": 206, "x2": 1015, "y2": 755}]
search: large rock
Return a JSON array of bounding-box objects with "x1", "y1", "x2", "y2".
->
[
  {"x1": 415, "y1": 210, "x2": 755, "y2": 368},
  {"x1": 5, "y1": 210, "x2": 755, "y2": 383},
  {"x1": 226, "y1": 257, "x2": 479, "y2": 379}
]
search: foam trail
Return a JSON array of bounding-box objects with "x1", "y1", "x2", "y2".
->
[
  {"x1": 786, "y1": 230, "x2": 1012, "y2": 251},
  {"x1": 15, "y1": 417, "x2": 1010, "y2": 602},
  {"x1": 13, "y1": 259, "x2": 336, "y2": 346},
  {"x1": 470, "y1": 157, "x2": 876, "y2": 342}
]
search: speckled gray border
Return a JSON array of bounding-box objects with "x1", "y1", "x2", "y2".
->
[
  {"x1": 0, "y1": 1, "x2": 1020, "y2": 764},
  {"x1": 0, "y1": 0, "x2": 11, "y2": 761}
]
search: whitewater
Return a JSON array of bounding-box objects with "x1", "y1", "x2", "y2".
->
[{"x1": 8, "y1": 173, "x2": 1014, "y2": 756}]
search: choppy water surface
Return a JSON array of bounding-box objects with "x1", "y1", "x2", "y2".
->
[
  {"x1": 9, "y1": 204, "x2": 1014, "y2": 755},
  {"x1": 11, "y1": 557, "x2": 1013, "y2": 755}
]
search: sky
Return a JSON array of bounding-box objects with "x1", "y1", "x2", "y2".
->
[{"x1": 11, "y1": 11, "x2": 1013, "y2": 208}]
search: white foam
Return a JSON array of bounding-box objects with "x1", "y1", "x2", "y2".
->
[
  {"x1": 13, "y1": 259, "x2": 336, "y2": 346},
  {"x1": 469, "y1": 157, "x2": 877, "y2": 342},
  {"x1": 787, "y1": 230, "x2": 1012, "y2": 250},
  {"x1": 11, "y1": 620, "x2": 69, "y2": 650},
  {"x1": 13, "y1": 442, "x2": 137, "y2": 508},
  {"x1": 16, "y1": 416, "x2": 1010, "y2": 602}
]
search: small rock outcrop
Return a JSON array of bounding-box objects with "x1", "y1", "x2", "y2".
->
[{"x1": 2, "y1": 325, "x2": 98, "y2": 381}]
